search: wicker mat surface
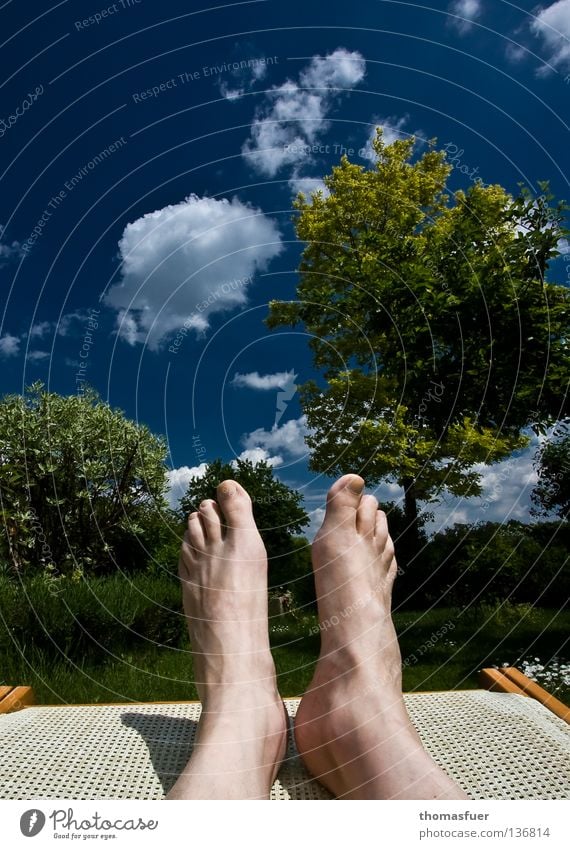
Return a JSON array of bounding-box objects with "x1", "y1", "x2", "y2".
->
[{"x1": 0, "y1": 691, "x2": 568, "y2": 799}]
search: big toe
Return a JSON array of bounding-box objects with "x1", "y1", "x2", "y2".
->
[
  {"x1": 321, "y1": 474, "x2": 365, "y2": 530},
  {"x1": 216, "y1": 479, "x2": 256, "y2": 532}
]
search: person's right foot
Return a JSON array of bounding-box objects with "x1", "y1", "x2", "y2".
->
[
  {"x1": 167, "y1": 480, "x2": 287, "y2": 800},
  {"x1": 295, "y1": 474, "x2": 467, "y2": 799}
]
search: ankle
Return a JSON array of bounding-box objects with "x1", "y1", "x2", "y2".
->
[{"x1": 200, "y1": 683, "x2": 283, "y2": 716}]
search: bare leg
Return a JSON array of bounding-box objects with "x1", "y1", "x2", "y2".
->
[
  {"x1": 166, "y1": 481, "x2": 287, "y2": 800},
  {"x1": 295, "y1": 474, "x2": 468, "y2": 800}
]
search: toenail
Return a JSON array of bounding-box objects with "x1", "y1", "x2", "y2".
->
[
  {"x1": 219, "y1": 482, "x2": 235, "y2": 497},
  {"x1": 348, "y1": 476, "x2": 365, "y2": 493}
]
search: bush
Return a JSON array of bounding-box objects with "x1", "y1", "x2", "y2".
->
[
  {"x1": 269, "y1": 536, "x2": 316, "y2": 610},
  {"x1": 0, "y1": 384, "x2": 168, "y2": 576},
  {"x1": 409, "y1": 520, "x2": 569, "y2": 608},
  {"x1": 0, "y1": 573, "x2": 185, "y2": 664}
]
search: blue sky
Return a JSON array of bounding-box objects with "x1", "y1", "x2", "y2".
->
[{"x1": 1, "y1": 0, "x2": 569, "y2": 537}]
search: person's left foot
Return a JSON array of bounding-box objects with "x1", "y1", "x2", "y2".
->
[
  {"x1": 166, "y1": 481, "x2": 287, "y2": 800},
  {"x1": 294, "y1": 474, "x2": 467, "y2": 799}
]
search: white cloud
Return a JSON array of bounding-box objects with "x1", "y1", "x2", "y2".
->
[
  {"x1": 530, "y1": 0, "x2": 570, "y2": 72},
  {"x1": 28, "y1": 321, "x2": 51, "y2": 339},
  {"x1": 0, "y1": 225, "x2": 23, "y2": 263},
  {"x1": 242, "y1": 47, "x2": 366, "y2": 177},
  {"x1": 166, "y1": 463, "x2": 208, "y2": 508},
  {"x1": 220, "y1": 84, "x2": 244, "y2": 101},
  {"x1": 242, "y1": 415, "x2": 311, "y2": 458},
  {"x1": 288, "y1": 174, "x2": 330, "y2": 198},
  {"x1": 219, "y1": 54, "x2": 271, "y2": 101},
  {"x1": 104, "y1": 194, "x2": 283, "y2": 350},
  {"x1": 232, "y1": 369, "x2": 297, "y2": 390},
  {"x1": 448, "y1": 0, "x2": 483, "y2": 34},
  {"x1": 57, "y1": 312, "x2": 86, "y2": 336},
  {"x1": 115, "y1": 310, "x2": 141, "y2": 346},
  {"x1": 234, "y1": 447, "x2": 284, "y2": 466},
  {"x1": 359, "y1": 115, "x2": 426, "y2": 162},
  {"x1": 426, "y1": 439, "x2": 540, "y2": 534},
  {"x1": 305, "y1": 506, "x2": 326, "y2": 540},
  {"x1": 17, "y1": 313, "x2": 100, "y2": 345},
  {"x1": 0, "y1": 333, "x2": 20, "y2": 358},
  {"x1": 26, "y1": 350, "x2": 50, "y2": 362},
  {"x1": 505, "y1": 42, "x2": 528, "y2": 64}
]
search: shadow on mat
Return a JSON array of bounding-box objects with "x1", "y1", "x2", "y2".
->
[
  {"x1": 122, "y1": 712, "x2": 198, "y2": 796},
  {"x1": 122, "y1": 709, "x2": 331, "y2": 799}
]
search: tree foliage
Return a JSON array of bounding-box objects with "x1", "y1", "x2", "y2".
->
[
  {"x1": 0, "y1": 384, "x2": 168, "y2": 575},
  {"x1": 267, "y1": 130, "x2": 569, "y2": 543},
  {"x1": 418, "y1": 519, "x2": 569, "y2": 608},
  {"x1": 179, "y1": 458, "x2": 310, "y2": 590},
  {"x1": 531, "y1": 421, "x2": 570, "y2": 519}
]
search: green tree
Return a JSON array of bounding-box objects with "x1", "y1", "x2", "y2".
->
[
  {"x1": 267, "y1": 130, "x2": 569, "y2": 551},
  {"x1": 0, "y1": 383, "x2": 168, "y2": 575},
  {"x1": 531, "y1": 421, "x2": 570, "y2": 519},
  {"x1": 179, "y1": 458, "x2": 310, "y2": 591}
]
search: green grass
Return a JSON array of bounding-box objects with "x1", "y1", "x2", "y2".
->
[{"x1": 3, "y1": 604, "x2": 568, "y2": 705}]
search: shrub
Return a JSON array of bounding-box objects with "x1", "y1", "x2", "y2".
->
[
  {"x1": 0, "y1": 573, "x2": 185, "y2": 664},
  {"x1": 0, "y1": 384, "x2": 168, "y2": 576},
  {"x1": 413, "y1": 520, "x2": 569, "y2": 608}
]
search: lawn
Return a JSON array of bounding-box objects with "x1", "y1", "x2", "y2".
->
[{"x1": 3, "y1": 603, "x2": 568, "y2": 706}]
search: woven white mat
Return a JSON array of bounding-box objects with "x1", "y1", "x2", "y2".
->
[{"x1": 0, "y1": 691, "x2": 568, "y2": 799}]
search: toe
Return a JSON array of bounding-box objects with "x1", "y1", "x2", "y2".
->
[
  {"x1": 199, "y1": 499, "x2": 223, "y2": 541},
  {"x1": 375, "y1": 509, "x2": 389, "y2": 543},
  {"x1": 322, "y1": 474, "x2": 365, "y2": 529},
  {"x1": 375, "y1": 510, "x2": 396, "y2": 561},
  {"x1": 187, "y1": 510, "x2": 206, "y2": 551},
  {"x1": 216, "y1": 479, "x2": 256, "y2": 532},
  {"x1": 356, "y1": 493, "x2": 378, "y2": 536},
  {"x1": 179, "y1": 514, "x2": 206, "y2": 578}
]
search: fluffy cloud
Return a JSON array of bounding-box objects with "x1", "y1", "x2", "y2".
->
[
  {"x1": 219, "y1": 55, "x2": 270, "y2": 101},
  {"x1": 220, "y1": 84, "x2": 244, "y2": 102},
  {"x1": 28, "y1": 321, "x2": 51, "y2": 339},
  {"x1": 288, "y1": 175, "x2": 330, "y2": 199},
  {"x1": 242, "y1": 48, "x2": 366, "y2": 177},
  {"x1": 166, "y1": 463, "x2": 208, "y2": 508},
  {"x1": 360, "y1": 115, "x2": 426, "y2": 162},
  {"x1": 232, "y1": 370, "x2": 297, "y2": 390},
  {"x1": 234, "y1": 447, "x2": 283, "y2": 466},
  {"x1": 104, "y1": 194, "x2": 283, "y2": 350},
  {"x1": 305, "y1": 506, "x2": 326, "y2": 540},
  {"x1": 505, "y1": 43, "x2": 528, "y2": 64},
  {"x1": 424, "y1": 440, "x2": 540, "y2": 533},
  {"x1": 529, "y1": 0, "x2": 570, "y2": 72},
  {"x1": 57, "y1": 312, "x2": 94, "y2": 337},
  {"x1": 0, "y1": 333, "x2": 20, "y2": 358},
  {"x1": 26, "y1": 350, "x2": 50, "y2": 362},
  {"x1": 448, "y1": 0, "x2": 483, "y2": 34},
  {"x1": 0, "y1": 225, "x2": 23, "y2": 263},
  {"x1": 242, "y1": 415, "x2": 311, "y2": 459}
]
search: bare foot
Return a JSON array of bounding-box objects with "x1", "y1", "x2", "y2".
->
[
  {"x1": 294, "y1": 474, "x2": 468, "y2": 800},
  {"x1": 166, "y1": 480, "x2": 287, "y2": 800}
]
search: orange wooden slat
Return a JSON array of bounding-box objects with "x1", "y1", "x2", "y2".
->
[
  {"x1": 479, "y1": 668, "x2": 528, "y2": 695},
  {"x1": 0, "y1": 686, "x2": 14, "y2": 702},
  {"x1": 0, "y1": 686, "x2": 35, "y2": 714},
  {"x1": 500, "y1": 667, "x2": 570, "y2": 725}
]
